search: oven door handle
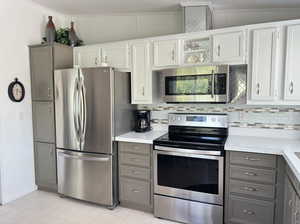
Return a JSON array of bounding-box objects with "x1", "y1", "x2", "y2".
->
[{"x1": 154, "y1": 145, "x2": 221, "y2": 156}]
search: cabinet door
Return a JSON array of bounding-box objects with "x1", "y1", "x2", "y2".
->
[
  {"x1": 32, "y1": 102, "x2": 55, "y2": 143},
  {"x1": 213, "y1": 31, "x2": 244, "y2": 63},
  {"x1": 153, "y1": 40, "x2": 179, "y2": 67},
  {"x1": 284, "y1": 177, "x2": 296, "y2": 224},
  {"x1": 131, "y1": 42, "x2": 152, "y2": 104},
  {"x1": 250, "y1": 28, "x2": 279, "y2": 101},
  {"x1": 101, "y1": 43, "x2": 130, "y2": 69},
  {"x1": 34, "y1": 142, "x2": 57, "y2": 190},
  {"x1": 74, "y1": 46, "x2": 101, "y2": 68},
  {"x1": 284, "y1": 25, "x2": 300, "y2": 101},
  {"x1": 30, "y1": 46, "x2": 53, "y2": 101}
]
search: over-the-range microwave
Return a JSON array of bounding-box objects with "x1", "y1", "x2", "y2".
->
[{"x1": 158, "y1": 65, "x2": 247, "y2": 104}]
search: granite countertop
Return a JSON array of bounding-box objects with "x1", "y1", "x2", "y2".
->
[{"x1": 115, "y1": 130, "x2": 167, "y2": 144}]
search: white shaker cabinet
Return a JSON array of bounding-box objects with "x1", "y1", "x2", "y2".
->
[
  {"x1": 131, "y1": 41, "x2": 152, "y2": 104},
  {"x1": 101, "y1": 42, "x2": 130, "y2": 70},
  {"x1": 74, "y1": 46, "x2": 101, "y2": 67},
  {"x1": 153, "y1": 39, "x2": 179, "y2": 68},
  {"x1": 249, "y1": 27, "x2": 280, "y2": 101},
  {"x1": 213, "y1": 31, "x2": 245, "y2": 63},
  {"x1": 284, "y1": 24, "x2": 300, "y2": 101}
]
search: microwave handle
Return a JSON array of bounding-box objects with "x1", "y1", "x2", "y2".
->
[{"x1": 211, "y1": 70, "x2": 215, "y2": 99}]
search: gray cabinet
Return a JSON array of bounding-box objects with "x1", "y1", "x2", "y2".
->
[
  {"x1": 118, "y1": 142, "x2": 152, "y2": 212},
  {"x1": 32, "y1": 102, "x2": 55, "y2": 143},
  {"x1": 225, "y1": 151, "x2": 284, "y2": 224},
  {"x1": 30, "y1": 43, "x2": 73, "y2": 191},
  {"x1": 34, "y1": 142, "x2": 57, "y2": 190},
  {"x1": 283, "y1": 166, "x2": 300, "y2": 224}
]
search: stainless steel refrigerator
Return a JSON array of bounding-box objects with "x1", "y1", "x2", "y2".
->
[{"x1": 54, "y1": 67, "x2": 134, "y2": 208}]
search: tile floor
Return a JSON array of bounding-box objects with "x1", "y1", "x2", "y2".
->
[{"x1": 0, "y1": 191, "x2": 176, "y2": 224}]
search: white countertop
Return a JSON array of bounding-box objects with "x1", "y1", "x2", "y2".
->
[
  {"x1": 115, "y1": 130, "x2": 167, "y2": 144},
  {"x1": 225, "y1": 127, "x2": 300, "y2": 183}
]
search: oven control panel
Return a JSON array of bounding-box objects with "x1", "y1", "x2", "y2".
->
[{"x1": 168, "y1": 113, "x2": 228, "y2": 128}]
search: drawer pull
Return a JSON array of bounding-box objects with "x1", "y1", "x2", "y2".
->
[
  {"x1": 244, "y1": 157, "x2": 261, "y2": 161},
  {"x1": 130, "y1": 158, "x2": 140, "y2": 162},
  {"x1": 243, "y1": 209, "x2": 255, "y2": 216},
  {"x1": 242, "y1": 186, "x2": 257, "y2": 192},
  {"x1": 244, "y1": 172, "x2": 257, "y2": 176},
  {"x1": 132, "y1": 189, "x2": 140, "y2": 193},
  {"x1": 132, "y1": 170, "x2": 140, "y2": 174},
  {"x1": 289, "y1": 200, "x2": 293, "y2": 207}
]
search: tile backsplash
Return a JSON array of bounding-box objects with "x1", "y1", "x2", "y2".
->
[{"x1": 138, "y1": 104, "x2": 300, "y2": 131}]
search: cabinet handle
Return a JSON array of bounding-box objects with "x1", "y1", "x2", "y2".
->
[
  {"x1": 48, "y1": 88, "x2": 51, "y2": 97},
  {"x1": 244, "y1": 157, "x2": 260, "y2": 161},
  {"x1": 243, "y1": 209, "x2": 255, "y2": 216},
  {"x1": 132, "y1": 170, "x2": 140, "y2": 175},
  {"x1": 256, "y1": 83, "x2": 260, "y2": 95},
  {"x1": 289, "y1": 199, "x2": 293, "y2": 207},
  {"x1": 217, "y1": 45, "x2": 221, "y2": 57},
  {"x1": 132, "y1": 189, "x2": 140, "y2": 193},
  {"x1": 242, "y1": 186, "x2": 257, "y2": 192},
  {"x1": 142, "y1": 86, "x2": 145, "y2": 96},
  {"x1": 171, "y1": 49, "x2": 175, "y2": 62},
  {"x1": 244, "y1": 172, "x2": 257, "y2": 176},
  {"x1": 290, "y1": 81, "x2": 294, "y2": 94},
  {"x1": 130, "y1": 158, "x2": 140, "y2": 162},
  {"x1": 95, "y1": 57, "x2": 98, "y2": 65}
]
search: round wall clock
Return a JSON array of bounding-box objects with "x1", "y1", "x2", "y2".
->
[{"x1": 8, "y1": 78, "x2": 25, "y2": 102}]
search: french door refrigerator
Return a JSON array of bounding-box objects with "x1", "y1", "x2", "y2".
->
[{"x1": 54, "y1": 67, "x2": 134, "y2": 208}]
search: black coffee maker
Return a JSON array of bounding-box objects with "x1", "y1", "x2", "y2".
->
[{"x1": 135, "y1": 110, "x2": 151, "y2": 132}]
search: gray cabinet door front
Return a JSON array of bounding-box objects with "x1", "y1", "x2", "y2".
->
[
  {"x1": 284, "y1": 176, "x2": 296, "y2": 224},
  {"x1": 33, "y1": 102, "x2": 55, "y2": 143},
  {"x1": 34, "y1": 142, "x2": 57, "y2": 189},
  {"x1": 30, "y1": 45, "x2": 53, "y2": 101}
]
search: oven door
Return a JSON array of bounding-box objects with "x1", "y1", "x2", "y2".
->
[{"x1": 153, "y1": 148, "x2": 224, "y2": 205}]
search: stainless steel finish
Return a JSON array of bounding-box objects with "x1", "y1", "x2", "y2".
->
[
  {"x1": 154, "y1": 145, "x2": 221, "y2": 156},
  {"x1": 228, "y1": 64, "x2": 247, "y2": 104},
  {"x1": 57, "y1": 149, "x2": 114, "y2": 206},
  {"x1": 55, "y1": 67, "x2": 134, "y2": 207},
  {"x1": 55, "y1": 69, "x2": 81, "y2": 150},
  {"x1": 168, "y1": 113, "x2": 228, "y2": 128},
  {"x1": 182, "y1": 4, "x2": 212, "y2": 32},
  {"x1": 154, "y1": 195, "x2": 223, "y2": 224},
  {"x1": 153, "y1": 149, "x2": 224, "y2": 205},
  {"x1": 159, "y1": 65, "x2": 229, "y2": 103}
]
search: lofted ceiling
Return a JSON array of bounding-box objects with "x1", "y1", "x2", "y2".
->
[{"x1": 30, "y1": 0, "x2": 300, "y2": 15}]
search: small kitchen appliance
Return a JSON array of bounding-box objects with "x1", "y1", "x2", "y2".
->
[
  {"x1": 153, "y1": 113, "x2": 228, "y2": 224},
  {"x1": 135, "y1": 110, "x2": 151, "y2": 132}
]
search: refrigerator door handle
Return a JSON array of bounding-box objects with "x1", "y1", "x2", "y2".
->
[
  {"x1": 79, "y1": 71, "x2": 87, "y2": 146},
  {"x1": 73, "y1": 76, "x2": 81, "y2": 143},
  {"x1": 58, "y1": 151, "x2": 110, "y2": 162}
]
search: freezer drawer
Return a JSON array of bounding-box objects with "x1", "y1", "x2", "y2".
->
[{"x1": 57, "y1": 149, "x2": 116, "y2": 207}]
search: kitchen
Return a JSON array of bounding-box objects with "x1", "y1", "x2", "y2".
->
[{"x1": 2, "y1": 0, "x2": 300, "y2": 224}]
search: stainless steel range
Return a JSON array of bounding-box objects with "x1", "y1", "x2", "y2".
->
[{"x1": 153, "y1": 113, "x2": 228, "y2": 224}]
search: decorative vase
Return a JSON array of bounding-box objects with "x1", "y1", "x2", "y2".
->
[
  {"x1": 45, "y1": 16, "x2": 56, "y2": 43},
  {"x1": 69, "y1": 22, "x2": 81, "y2": 47}
]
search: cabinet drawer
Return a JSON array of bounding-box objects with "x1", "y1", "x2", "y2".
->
[
  {"x1": 229, "y1": 179, "x2": 275, "y2": 200},
  {"x1": 228, "y1": 196, "x2": 274, "y2": 224},
  {"x1": 230, "y1": 151, "x2": 276, "y2": 169},
  {"x1": 119, "y1": 153, "x2": 150, "y2": 168},
  {"x1": 230, "y1": 165, "x2": 276, "y2": 184},
  {"x1": 120, "y1": 178, "x2": 150, "y2": 206},
  {"x1": 119, "y1": 142, "x2": 151, "y2": 155},
  {"x1": 120, "y1": 165, "x2": 150, "y2": 181}
]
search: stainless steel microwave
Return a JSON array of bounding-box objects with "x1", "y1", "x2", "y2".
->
[{"x1": 158, "y1": 65, "x2": 247, "y2": 104}]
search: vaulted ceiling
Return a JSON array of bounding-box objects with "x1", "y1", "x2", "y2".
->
[{"x1": 31, "y1": 0, "x2": 300, "y2": 14}]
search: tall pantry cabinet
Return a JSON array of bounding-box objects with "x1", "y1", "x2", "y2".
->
[{"x1": 29, "y1": 43, "x2": 73, "y2": 191}]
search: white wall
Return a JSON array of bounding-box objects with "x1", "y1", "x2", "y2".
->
[
  {"x1": 0, "y1": 0, "x2": 66, "y2": 204},
  {"x1": 213, "y1": 8, "x2": 300, "y2": 28},
  {"x1": 69, "y1": 11, "x2": 183, "y2": 44}
]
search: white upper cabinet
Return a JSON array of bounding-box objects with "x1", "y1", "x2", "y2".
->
[
  {"x1": 284, "y1": 24, "x2": 300, "y2": 101},
  {"x1": 153, "y1": 39, "x2": 179, "y2": 68},
  {"x1": 249, "y1": 27, "x2": 280, "y2": 101},
  {"x1": 74, "y1": 46, "x2": 101, "y2": 68},
  {"x1": 183, "y1": 37, "x2": 211, "y2": 65},
  {"x1": 212, "y1": 31, "x2": 245, "y2": 63},
  {"x1": 101, "y1": 42, "x2": 130, "y2": 70},
  {"x1": 131, "y1": 41, "x2": 152, "y2": 104}
]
